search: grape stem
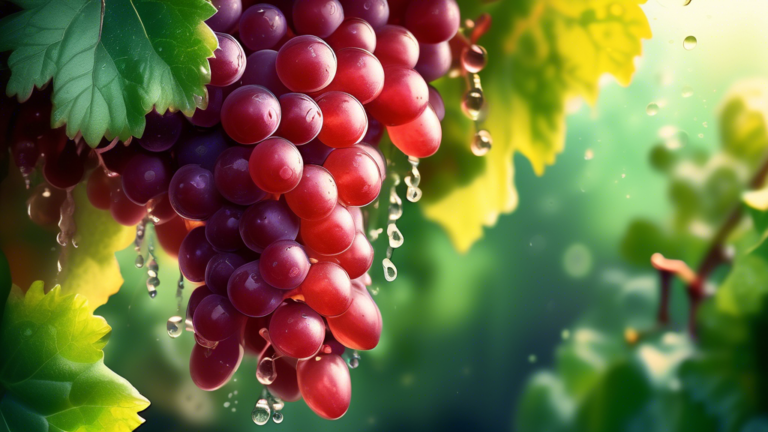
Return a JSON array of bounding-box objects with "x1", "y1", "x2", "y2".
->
[{"x1": 652, "y1": 156, "x2": 768, "y2": 336}]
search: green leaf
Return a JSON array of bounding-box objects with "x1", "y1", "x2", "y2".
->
[
  {"x1": 0, "y1": 281, "x2": 149, "y2": 431},
  {"x1": 719, "y1": 79, "x2": 768, "y2": 165},
  {"x1": 420, "y1": 0, "x2": 651, "y2": 252},
  {"x1": 0, "y1": 0, "x2": 217, "y2": 146}
]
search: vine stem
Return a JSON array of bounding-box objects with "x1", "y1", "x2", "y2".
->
[{"x1": 652, "y1": 156, "x2": 768, "y2": 336}]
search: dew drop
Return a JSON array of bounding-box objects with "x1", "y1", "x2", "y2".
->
[
  {"x1": 683, "y1": 35, "x2": 697, "y2": 50},
  {"x1": 646, "y1": 103, "x2": 659, "y2": 116},
  {"x1": 147, "y1": 277, "x2": 159, "y2": 298},
  {"x1": 135, "y1": 254, "x2": 145, "y2": 268},
  {"x1": 462, "y1": 88, "x2": 484, "y2": 121},
  {"x1": 252, "y1": 399, "x2": 271, "y2": 426},
  {"x1": 471, "y1": 130, "x2": 493, "y2": 156},
  {"x1": 167, "y1": 316, "x2": 183, "y2": 338},
  {"x1": 348, "y1": 351, "x2": 361, "y2": 369}
]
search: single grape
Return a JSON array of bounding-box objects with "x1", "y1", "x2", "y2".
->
[
  {"x1": 266, "y1": 357, "x2": 302, "y2": 402},
  {"x1": 428, "y1": 85, "x2": 445, "y2": 121},
  {"x1": 285, "y1": 164, "x2": 338, "y2": 220},
  {"x1": 206, "y1": 253, "x2": 248, "y2": 295},
  {"x1": 259, "y1": 240, "x2": 310, "y2": 289},
  {"x1": 415, "y1": 41, "x2": 451, "y2": 82},
  {"x1": 243, "y1": 315, "x2": 272, "y2": 355},
  {"x1": 207, "y1": 0, "x2": 243, "y2": 32},
  {"x1": 326, "y1": 18, "x2": 376, "y2": 52},
  {"x1": 121, "y1": 153, "x2": 172, "y2": 205},
  {"x1": 210, "y1": 33, "x2": 247, "y2": 87},
  {"x1": 190, "y1": 334, "x2": 244, "y2": 391},
  {"x1": 310, "y1": 231, "x2": 373, "y2": 279},
  {"x1": 227, "y1": 260, "x2": 284, "y2": 316},
  {"x1": 292, "y1": 0, "x2": 344, "y2": 38},
  {"x1": 239, "y1": 4, "x2": 287, "y2": 51},
  {"x1": 27, "y1": 184, "x2": 67, "y2": 226},
  {"x1": 175, "y1": 129, "x2": 230, "y2": 172},
  {"x1": 87, "y1": 168, "x2": 117, "y2": 210},
  {"x1": 11, "y1": 139, "x2": 39, "y2": 175},
  {"x1": 222, "y1": 85, "x2": 281, "y2": 144},
  {"x1": 300, "y1": 204, "x2": 356, "y2": 255},
  {"x1": 374, "y1": 25, "x2": 420, "y2": 68},
  {"x1": 146, "y1": 192, "x2": 177, "y2": 225},
  {"x1": 193, "y1": 294, "x2": 242, "y2": 342},
  {"x1": 387, "y1": 104, "x2": 441, "y2": 158},
  {"x1": 362, "y1": 113, "x2": 384, "y2": 145},
  {"x1": 248, "y1": 137, "x2": 303, "y2": 193},
  {"x1": 43, "y1": 139, "x2": 86, "y2": 189},
  {"x1": 206, "y1": 205, "x2": 246, "y2": 252},
  {"x1": 214, "y1": 146, "x2": 267, "y2": 206},
  {"x1": 269, "y1": 301, "x2": 325, "y2": 358},
  {"x1": 339, "y1": 0, "x2": 389, "y2": 29},
  {"x1": 169, "y1": 165, "x2": 223, "y2": 220},
  {"x1": 322, "y1": 48, "x2": 384, "y2": 105},
  {"x1": 298, "y1": 138, "x2": 335, "y2": 165},
  {"x1": 299, "y1": 261, "x2": 352, "y2": 316},
  {"x1": 187, "y1": 85, "x2": 225, "y2": 128},
  {"x1": 366, "y1": 65, "x2": 428, "y2": 126},
  {"x1": 405, "y1": 0, "x2": 460, "y2": 43},
  {"x1": 154, "y1": 215, "x2": 188, "y2": 258},
  {"x1": 179, "y1": 226, "x2": 217, "y2": 283},
  {"x1": 355, "y1": 142, "x2": 386, "y2": 179},
  {"x1": 297, "y1": 354, "x2": 351, "y2": 420},
  {"x1": 327, "y1": 288, "x2": 382, "y2": 350},
  {"x1": 315, "y1": 92, "x2": 368, "y2": 148},
  {"x1": 137, "y1": 110, "x2": 183, "y2": 152},
  {"x1": 276, "y1": 35, "x2": 337, "y2": 93},
  {"x1": 187, "y1": 285, "x2": 214, "y2": 319},
  {"x1": 109, "y1": 183, "x2": 147, "y2": 226},
  {"x1": 237, "y1": 50, "x2": 290, "y2": 97},
  {"x1": 275, "y1": 93, "x2": 323, "y2": 145},
  {"x1": 240, "y1": 199, "x2": 300, "y2": 252},
  {"x1": 323, "y1": 147, "x2": 381, "y2": 206}
]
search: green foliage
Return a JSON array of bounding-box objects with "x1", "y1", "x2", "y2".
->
[
  {"x1": 0, "y1": 281, "x2": 149, "y2": 431},
  {"x1": 0, "y1": 248, "x2": 10, "y2": 321},
  {"x1": 0, "y1": 0, "x2": 217, "y2": 146}
]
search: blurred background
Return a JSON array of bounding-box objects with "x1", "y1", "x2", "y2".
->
[{"x1": 5, "y1": 0, "x2": 765, "y2": 430}]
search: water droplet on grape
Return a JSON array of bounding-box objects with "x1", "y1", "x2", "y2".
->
[
  {"x1": 683, "y1": 35, "x2": 697, "y2": 50},
  {"x1": 252, "y1": 399, "x2": 271, "y2": 426},
  {"x1": 471, "y1": 130, "x2": 492, "y2": 156},
  {"x1": 167, "y1": 316, "x2": 183, "y2": 338},
  {"x1": 646, "y1": 103, "x2": 659, "y2": 116}
]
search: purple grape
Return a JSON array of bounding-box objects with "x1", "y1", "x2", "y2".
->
[
  {"x1": 227, "y1": 260, "x2": 284, "y2": 317},
  {"x1": 340, "y1": 0, "x2": 389, "y2": 29},
  {"x1": 179, "y1": 227, "x2": 217, "y2": 283},
  {"x1": 259, "y1": 240, "x2": 310, "y2": 289},
  {"x1": 187, "y1": 285, "x2": 214, "y2": 319},
  {"x1": 193, "y1": 294, "x2": 242, "y2": 341},
  {"x1": 210, "y1": 33, "x2": 247, "y2": 87},
  {"x1": 236, "y1": 50, "x2": 289, "y2": 97},
  {"x1": 362, "y1": 112, "x2": 384, "y2": 145},
  {"x1": 175, "y1": 129, "x2": 230, "y2": 172},
  {"x1": 187, "y1": 85, "x2": 225, "y2": 128},
  {"x1": 205, "y1": 253, "x2": 247, "y2": 295},
  {"x1": 214, "y1": 146, "x2": 267, "y2": 205},
  {"x1": 207, "y1": 0, "x2": 243, "y2": 33},
  {"x1": 137, "y1": 110, "x2": 183, "y2": 152},
  {"x1": 293, "y1": 0, "x2": 344, "y2": 38},
  {"x1": 298, "y1": 138, "x2": 334, "y2": 165},
  {"x1": 121, "y1": 153, "x2": 172, "y2": 205},
  {"x1": 415, "y1": 42, "x2": 451, "y2": 82},
  {"x1": 169, "y1": 165, "x2": 223, "y2": 220},
  {"x1": 239, "y1": 199, "x2": 299, "y2": 252},
  {"x1": 239, "y1": 4, "x2": 287, "y2": 51},
  {"x1": 205, "y1": 205, "x2": 246, "y2": 252}
]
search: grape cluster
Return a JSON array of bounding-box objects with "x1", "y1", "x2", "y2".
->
[{"x1": 5, "y1": 0, "x2": 462, "y2": 422}]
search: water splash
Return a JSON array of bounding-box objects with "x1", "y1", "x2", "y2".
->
[{"x1": 167, "y1": 316, "x2": 183, "y2": 338}]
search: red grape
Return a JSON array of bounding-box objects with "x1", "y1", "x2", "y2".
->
[
  {"x1": 121, "y1": 153, "x2": 172, "y2": 205},
  {"x1": 374, "y1": 25, "x2": 419, "y2": 68},
  {"x1": 404, "y1": 0, "x2": 460, "y2": 44},
  {"x1": 187, "y1": 85, "x2": 225, "y2": 128},
  {"x1": 355, "y1": 142, "x2": 386, "y2": 179},
  {"x1": 210, "y1": 32, "x2": 247, "y2": 87},
  {"x1": 326, "y1": 18, "x2": 376, "y2": 52},
  {"x1": 300, "y1": 203, "x2": 356, "y2": 255},
  {"x1": 269, "y1": 301, "x2": 325, "y2": 358},
  {"x1": 297, "y1": 354, "x2": 351, "y2": 420},
  {"x1": 366, "y1": 65, "x2": 428, "y2": 126},
  {"x1": 259, "y1": 240, "x2": 310, "y2": 289},
  {"x1": 323, "y1": 147, "x2": 381, "y2": 206},
  {"x1": 387, "y1": 104, "x2": 441, "y2": 158},
  {"x1": 299, "y1": 261, "x2": 352, "y2": 317},
  {"x1": 109, "y1": 183, "x2": 147, "y2": 226},
  {"x1": 428, "y1": 85, "x2": 445, "y2": 121},
  {"x1": 221, "y1": 85, "x2": 281, "y2": 144},
  {"x1": 87, "y1": 168, "x2": 116, "y2": 210},
  {"x1": 175, "y1": 129, "x2": 230, "y2": 172},
  {"x1": 190, "y1": 334, "x2": 244, "y2": 391},
  {"x1": 248, "y1": 137, "x2": 303, "y2": 193},
  {"x1": 207, "y1": 0, "x2": 243, "y2": 33},
  {"x1": 285, "y1": 164, "x2": 337, "y2": 220},
  {"x1": 292, "y1": 0, "x2": 344, "y2": 38},
  {"x1": 310, "y1": 231, "x2": 373, "y2": 279},
  {"x1": 339, "y1": 0, "x2": 389, "y2": 29},
  {"x1": 276, "y1": 35, "x2": 337, "y2": 93},
  {"x1": 155, "y1": 216, "x2": 188, "y2": 258},
  {"x1": 315, "y1": 92, "x2": 368, "y2": 148},
  {"x1": 187, "y1": 285, "x2": 214, "y2": 319},
  {"x1": 275, "y1": 93, "x2": 323, "y2": 145},
  {"x1": 146, "y1": 193, "x2": 177, "y2": 225},
  {"x1": 267, "y1": 357, "x2": 302, "y2": 402},
  {"x1": 322, "y1": 48, "x2": 384, "y2": 104},
  {"x1": 227, "y1": 260, "x2": 284, "y2": 316},
  {"x1": 193, "y1": 294, "x2": 242, "y2": 342},
  {"x1": 327, "y1": 288, "x2": 381, "y2": 350}
]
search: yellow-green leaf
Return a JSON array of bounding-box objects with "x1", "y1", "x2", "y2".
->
[
  {"x1": 420, "y1": 0, "x2": 651, "y2": 252},
  {"x1": 57, "y1": 185, "x2": 135, "y2": 312},
  {"x1": 0, "y1": 282, "x2": 149, "y2": 431},
  {"x1": 719, "y1": 79, "x2": 768, "y2": 164}
]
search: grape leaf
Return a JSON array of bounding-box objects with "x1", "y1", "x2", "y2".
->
[
  {"x1": 57, "y1": 185, "x2": 135, "y2": 312},
  {"x1": 420, "y1": 0, "x2": 651, "y2": 252},
  {"x1": 0, "y1": 0, "x2": 217, "y2": 147},
  {"x1": 719, "y1": 79, "x2": 768, "y2": 166},
  {"x1": 0, "y1": 281, "x2": 150, "y2": 431}
]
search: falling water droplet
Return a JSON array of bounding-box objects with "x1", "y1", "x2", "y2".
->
[
  {"x1": 348, "y1": 351, "x2": 361, "y2": 369},
  {"x1": 147, "y1": 258, "x2": 158, "y2": 278},
  {"x1": 461, "y1": 44, "x2": 488, "y2": 74},
  {"x1": 57, "y1": 189, "x2": 77, "y2": 247},
  {"x1": 256, "y1": 356, "x2": 278, "y2": 385},
  {"x1": 388, "y1": 186, "x2": 403, "y2": 221},
  {"x1": 462, "y1": 89, "x2": 484, "y2": 121},
  {"x1": 646, "y1": 103, "x2": 659, "y2": 116},
  {"x1": 147, "y1": 277, "x2": 159, "y2": 298},
  {"x1": 471, "y1": 130, "x2": 493, "y2": 156},
  {"x1": 682, "y1": 86, "x2": 694, "y2": 98},
  {"x1": 383, "y1": 258, "x2": 397, "y2": 282},
  {"x1": 252, "y1": 399, "x2": 271, "y2": 426},
  {"x1": 272, "y1": 411, "x2": 284, "y2": 424},
  {"x1": 167, "y1": 316, "x2": 183, "y2": 338},
  {"x1": 387, "y1": 223, "x2": 404, "y2": 248},
  {"x1": 135, "y1": 254, "x2": 145, "y2": 268},
  {"x1": 683, "y1": 36, "x2": 697, "y2": 50},
  {"x1": 266, "y1": 392, "x2": 284, "y2": 411}
]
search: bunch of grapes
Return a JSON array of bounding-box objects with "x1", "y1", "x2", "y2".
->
[{"x1": 5, "y1": 0, "x2": 465, "y2": 422}]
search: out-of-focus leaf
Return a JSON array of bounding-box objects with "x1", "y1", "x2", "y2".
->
[
  {"x1": 719, "y1": 80, "x2": 768, "y2": 165},
  {"x1": 0, "y1": 0, "x2": 217, "y2": 146},
  {"x1": 0, "y1": 282, "x2": 150, "y2": 431},
  {"x1": 57, "y1": 185, "x2": 135, "y2": 312},
  {"x1": 0, "y1": 247, "x2": 10, "y2": 321},
  {"x1": 620, "y1": 220, "x2": 679, "y2": 267},
  {"x1": 516, "y1": 372, "x2": 572, "y2": 432},
  {"x1": 714, "y1": 254, "x2": 768, "y2": 317},
  {"x1": 744, "y1": 187, "x2": 768, "y2": 233},
  {"x1": 421, "y1": 0, "x2": 651, "y2": 252}
]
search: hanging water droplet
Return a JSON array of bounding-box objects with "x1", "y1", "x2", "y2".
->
[
  {"x1": 382, "y1": 258, "x2": 397, "y2": 282},
  {"x1": 146, "y1": 277, "x2": 159, "y2": 298},
  {"x1": 461, "y1": 44, "x2": 488, "y2": 74},
  {"x1": 135, "y1": 254, "x2": 145, "y2": 268},
  {"x1": 681, "y1": 86, "x2": 694, "y2": 98},
  {"x1": 404, "y1": 157, "x2": 422, "y2": 202},
  {"x1": 683, "y1": 35, "x2": 697, "y2": 50},
  {"x1": 167, "y1": 316, "x2": 183, "y2": 338},
  {"x1": 388, "y1": 186, "x2": 403, "y2": 221},
  {"x1": 147, "y1": 258, "x2": 158, "y2": 278},
  {"x1": 252, "y1": 399, "x2": 271, "y2": 426},
  {"x1": 406, "y1": 187, "x2": 422, "y2": 202},
  {"x1": 272, "y1": 411, "x2": 284, "y2": 424},
  {"x1": 646, "y1": 103, "x2": 659, "y2": 116},
  {"x1": 387, "y1": 223, "x2": 404, "y2": 248},
  {"x1": 462, "y1": 88, "x2": 484, "y2": 121},
  {"x1": 256, "y1": 356, "x2": 278, "y2": 385},
  {"x1": 471, "y1": 130, "x2": 493, "y2": 156},
  {"x1": 348, "y1": 351, "x2": 361, "y2": 369}
]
